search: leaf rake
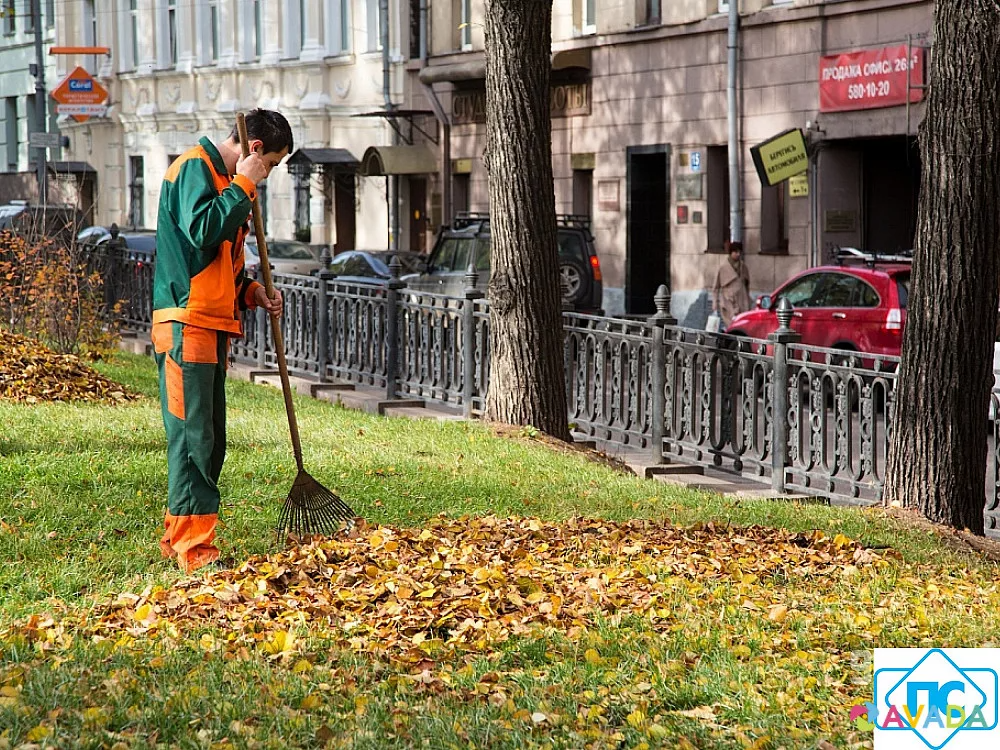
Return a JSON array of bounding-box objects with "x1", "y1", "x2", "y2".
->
[{"x1": 236, "y1": 112, "x2": 357, "y2": 540}]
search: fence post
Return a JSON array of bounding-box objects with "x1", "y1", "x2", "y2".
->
[
  {"x1": 106, "y1": 223, "x2": 125, "y2": 324},
  {"x1": 768, "y1": 297, "x2": 800, "y2": 493},
  {"x1": 316, "y1": 269, "x2": 332, "y2": 383},
  {"x1": 384, "y1": 256, "x2": 405, "y2": 401},
  {"x1": 256, "y1": 264, "x2": 267, "y2": 369},
  {"x1": 648, "y1": 284, "x2": 676, "y2": 465},
  {"x1": 463, "y1": 263, "x2": 485, "y2": 418}
]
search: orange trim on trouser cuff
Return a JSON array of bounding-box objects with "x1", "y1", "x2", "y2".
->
[
  {"x1": 244, "y1": 280, "x2": 262, "y2": 309},
  {"x1": 161, "y1": 512, "x2": 219, "y2": 572},
  {"x1": 165, "y1": 355, "x2": 185, "y2": 420}
]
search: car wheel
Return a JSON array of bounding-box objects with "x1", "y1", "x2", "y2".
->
[{"x1": 559, "y1": 257, "x2": 591, "y2": 305}]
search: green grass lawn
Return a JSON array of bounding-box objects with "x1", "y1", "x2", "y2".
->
[{"x1": 1, "y1": 350, "x2": 999, "y2": 749}]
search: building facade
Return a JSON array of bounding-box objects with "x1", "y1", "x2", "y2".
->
[
  {"x1": 52, "y1": 0, "x2": 931, "y2": 323},
  {"x1": 0, "y1": 0, "x2": 64, "y2": 203},
  {"x1": 417, "y1": 0, "x2": 932, "y2": 322},
  {"x1": 54, "y1": 0, "x2": 428, "y2": 254}
]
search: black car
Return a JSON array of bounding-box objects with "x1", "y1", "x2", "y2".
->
[
  {"x1": 401, "y1": 213, "x2": 603, "y2": 313},
  {"x1": 328, "y1": 250, "x2": 425, "y2": 285}
]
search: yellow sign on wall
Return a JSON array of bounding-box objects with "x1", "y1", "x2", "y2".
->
[
  {"x1": 750, "y1": 129, "x2": 809, "y2": 187},
  {"x1": 789, "y1": 174, "x2": 809, "y2": 197}
]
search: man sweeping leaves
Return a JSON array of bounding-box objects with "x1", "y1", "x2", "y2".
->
[{"x1": 152, "y1": 109, "x2": 293, "y2": 572}]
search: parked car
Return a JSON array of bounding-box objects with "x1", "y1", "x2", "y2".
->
[
  {"x1": 328, "y1": 250, "x2": 425, "y2": 286},
  {"x1": 401, "y1": 212, "x2": 604, "y2": 314},
  {"x1": 726, "y1": 255, "x2": 911, "y2": 357},
  {"x1": 0, "y1": 201, "x2": 89, "y2": 243},
  {"x1": 244, "y1": 237, "x2": 324, "y2": 276}
]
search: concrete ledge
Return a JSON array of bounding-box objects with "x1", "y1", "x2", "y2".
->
[
  {"x1": 310, "y1": 382, "x2": 356, "y2": 397},
  {"x1": 377, "y1": 399, "x2": 425, "y2": 415},
  {"x1": 641, "y1": 463, "x2": 705, "y2": 478}
]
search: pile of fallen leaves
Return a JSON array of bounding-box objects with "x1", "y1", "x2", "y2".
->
[
  {"x1": 0, "y1": 328, "x2": 138, "y2": 404},
  {"x1": 12, "y1": 515, "x2": 887, "y2": 665}
]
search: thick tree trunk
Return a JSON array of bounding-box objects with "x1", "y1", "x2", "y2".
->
[
  {"x1": 482, "y1": 0, "x2": 569, "y2": 439},
  {"x1": 883, "y1": 3, "x2": 1000, "y2": 534}
]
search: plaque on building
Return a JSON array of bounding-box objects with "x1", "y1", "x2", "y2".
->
[
  {"x1": 824, "y1": 210, "x2": 858, "y2": 233},
  {"x1": 597, "y1": 179, "x2": 619, "y2": 212},
  {"x1": 675, "y1": 173, "x2": 703, "y2": 201}
]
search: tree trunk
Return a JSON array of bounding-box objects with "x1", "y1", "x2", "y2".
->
[
  {"x1": 883, "y1": 2, "x2": 1000, "y2": 534},
  {"x1": 482, "y1": 0, "x2": 569, "y2": 440}
]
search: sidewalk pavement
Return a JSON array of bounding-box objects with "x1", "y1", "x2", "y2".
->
[{"x1": 119, "y1": 332, "x2": 810, "y2": 503}]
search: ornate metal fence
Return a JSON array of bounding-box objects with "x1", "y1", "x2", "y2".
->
[{"x1": 97, "y1": 242, "x2": 1000, "y2": 530}]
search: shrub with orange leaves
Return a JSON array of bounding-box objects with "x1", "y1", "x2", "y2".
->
[{"x1": 0, "y1": 226, "x2": 123, "y2": 358}]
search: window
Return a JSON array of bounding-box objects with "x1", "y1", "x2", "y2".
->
[
  {"x1": 253, "y1": 0, "x2": 262, "y2": 58},
  {"x1": 3, "y1": 0, "x2": 15, "y2": 35},
  {"x1": 777, "y1": 273, "x2": 825, "y2": 308},
  {"x1": 339, "y1": 0, "x2": 351, "y2": 51},
  {"x1": 409, "y1": 0, "x2": 420, "y2": 58},
  {"x1": 760, "y1": 182, "x2": 788, "y2": 254},
  {"x1": 208, "y1": 0, "x2": 219, "y2": 62},
  {"x1": 300, "y1": 0, "x2": 307, "y2": 49},
  {"x1": 26, "y1": 0, "x2": 35, "y2": 33},
  {"x1": 706, "y1": 146, "x2": 730, "y2": 253},
  {"x1": 258, "y1": 181, "x2": 268, "y2": 234},
  {"x1": 718, "y1": 0, "x2": 730, "y2": 12},
  {"x1": 45, "y1": 0, "x2": 53, "y2": 28},
  {"x1": 167, "y1": 0, "x2": 178, "y2": 65},
  {"x1": 460, "y1": 0, "x2": 471, "y2": 50},
  {"x1": 4, "y1": 98, "x2": 17, "y2": 171},
  {"x1": 283, "y1": 0, "x2": 302, "y2": 58},
  {"x1": 128, "y1": 156, "x2": 144, "y2": 229},
  {"x1": 813, "y1": 275, "x2": 880, "y2": 308},
  {"x1": 292, "y1": 167, "x2": 311, "y2": 242},
  {"x1": 644, "y1": 0, "x2": 660, "y2": 25},
  {"x1": 582, "y1": 0, "x2": 595, "y2": 35},
  {"x1": 129, "y1": 0, "x2": 139, "y2": 68},
  {"x1": 366, "y1": 0, "x2": 381, "y2": 52},
  {"x1": 325, "y1": 0, "x2": 351, "y2": 55}
]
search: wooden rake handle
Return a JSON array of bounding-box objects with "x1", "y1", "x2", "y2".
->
[{"x1": 236, "y1": 112, "x2": 304, "y2": 471}]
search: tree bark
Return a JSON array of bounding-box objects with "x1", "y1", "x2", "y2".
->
[
  {"x1": 482, "y1": 0, "x2": 569, "y2": 440},
  {"x1": 883, "y1": 2, "x2": 1000, "y2": 534}
]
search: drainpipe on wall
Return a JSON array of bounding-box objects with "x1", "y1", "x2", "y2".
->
[
  {"x1": 418, "y1": 0, "x2": 452, "y2": 228},
  {"x1": 727, "y1": 0, "x2": 742, "y2": 244},
  {"x1": 381, "y1": 0, "x2": 399, "y2": 251}
]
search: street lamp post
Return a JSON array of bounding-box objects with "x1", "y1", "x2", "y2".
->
[{"x1": 31, "y1": 0, "x2": 47, "y2": 203}]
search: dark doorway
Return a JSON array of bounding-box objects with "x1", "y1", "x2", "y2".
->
[
  {"x1": 861, "y1": 136, "x2": 920, "y2": 254},
  {"x1": 626, "y1": 145, "x2": 671, "y2": 315},
  {"x1": 409, "y1": 176, "x2": 427, "y2": 253},
  {"x1": 333, "y1": 172, "x2": 356, "y2": 253}
]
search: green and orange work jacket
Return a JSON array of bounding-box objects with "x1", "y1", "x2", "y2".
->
[{"x1": 152, "y1": 136, "x2": 262, "y2": 334}]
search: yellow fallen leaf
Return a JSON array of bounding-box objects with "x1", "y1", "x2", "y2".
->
[
  {"x1": 300, "y1": 694, "x2": 321, "y2": 710},
  {"x1": 768, "y1": 605, "x2": 789, "y2": 623},
  {"x1": 584, "y1": 648, "x2": 602, "y2": 665},
  {"x1": 26, "y1": 724, "x2": 52, "y2": 741},
  {"x1": 292, "y1": 659, "x2": 312, "y2": 673}
]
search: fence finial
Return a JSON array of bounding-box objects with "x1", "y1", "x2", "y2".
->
[
  {"x1": 775, "y1": 297, "x2": 794, "y2": 333},
  {"x1": 464, "y1": 263, "x2": 479, "y2": 293},
  {"x1": 648, "y1": 284, "x2": 676, "y2": 326}
]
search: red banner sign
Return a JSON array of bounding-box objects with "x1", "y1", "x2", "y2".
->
[{"x1": 819, "y1": 45, "x2": 925, "y2": 113}]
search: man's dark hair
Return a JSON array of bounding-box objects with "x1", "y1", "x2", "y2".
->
[{"x1": 230, "y1": 109, "x2": 294, "y2": 155}]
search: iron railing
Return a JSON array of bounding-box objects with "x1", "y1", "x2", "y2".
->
[{"x1": 95, "y1": 240, "x2": 1000, "y2": 533}]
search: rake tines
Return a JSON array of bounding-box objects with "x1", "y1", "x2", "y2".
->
[{"x1": 276, "y1": 470, "x2": 357, "y2": 540}]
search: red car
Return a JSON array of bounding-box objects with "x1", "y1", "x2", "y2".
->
[{"x1": 726, "y1": 262, "x2": 911, "y2": 356}]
